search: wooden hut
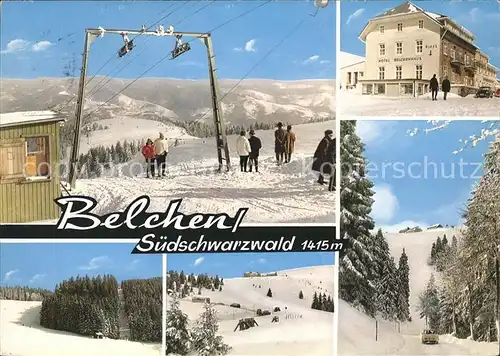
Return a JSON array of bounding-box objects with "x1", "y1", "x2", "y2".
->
[{"x1": 0, "y1": 111, "x2": 65, "y2": 223}]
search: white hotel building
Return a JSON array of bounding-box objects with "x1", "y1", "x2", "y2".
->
[{"x1": 341, "y1": 1, "x2": 500, "y2": 97}]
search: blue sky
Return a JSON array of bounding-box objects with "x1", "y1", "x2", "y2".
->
[
  {"x1": 356, "y1": 120, "x2": 496, "y2": 232},
  {"x1": 167, "y1": 252, "x2": 335, "y2": 278},
  {"x1": 0, "y1": 1, "x2": 335, "y2": 80},
  {"x1": 342, "y1": 1, "x2": 500, "y2": 68},
  {"x1": 0, "y1": 243, "x2": 161, "y2": 290}
]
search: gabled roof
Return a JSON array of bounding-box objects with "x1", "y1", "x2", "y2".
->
[
  {"x1": 374, "y1": 1, "x2": 445, "y2": 20},
  {"x1": 0, "y1": 111, "x2": 66, "y2": 129}
]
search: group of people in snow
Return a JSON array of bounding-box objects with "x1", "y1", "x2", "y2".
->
[
  {"x1": 141, "y1": 133, "x2": 169, "y2": 178},
  {"x1": 430, "y1": 74, "x2": 451, "y2": 101}
]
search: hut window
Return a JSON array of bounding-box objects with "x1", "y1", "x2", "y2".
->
[
  {"x1": 0, "y1": 139, "x2": 26, "y2": 183},
  {"x1": 25, "y1": 136, "x2": 51, "y2": 178}
]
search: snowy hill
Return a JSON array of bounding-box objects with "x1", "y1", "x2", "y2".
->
[
  {"x1": 169, "y1": 265, "x2": 335, "y2": 356},
  {"x1": 339, "y1": 51, "x2": 365, "y2": 68},
  {"x1": 338, "y1": 228, "x2": 497, "y2": 355},
  {"x1": 0, "y1": 77, "x2": 335, "y2": 125},
  {"x1": 0, "y1": 300, "x2": 160, "y2": 356},
  {"x1": 73, "y1": 120, "x2": 336, "y2": 223}
]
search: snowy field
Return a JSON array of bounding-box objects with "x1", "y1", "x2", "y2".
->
[
  {"x1": 339, "y1": 91, "x2": 500, "y2": 117},
  {"x1": 169, "y1": 265, "x2": 335, "y2": 356},
  {"x1": 338, "y1": 228, "x2": 497, "y2": 355},
  {"x1": 73, "y1": 120, "x2": 335, "y2": 223},
  {"x1": 0, "y1": 300, "x2": 160, "y2": 356}
]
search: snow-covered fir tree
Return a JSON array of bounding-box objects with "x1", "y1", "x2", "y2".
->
[
  {"x1": 418, "y1": 274, "x2": 440, "y2": 330},
  {"x1": 191, "y1": 302, "x2": 231, "y2": 356},
  {"x1": 339, "y1": 120, "x2": 377, "y2": 316},
  {"x1": 396, "y1": 249, "x2": 410, "y2": 322},
  {"x1": 165, "y1": 293, "x2": 191, "y2": 355}
]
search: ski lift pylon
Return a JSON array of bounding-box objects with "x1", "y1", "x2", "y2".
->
[{"x1": 310, "y1": 0, "x2": 329, "y2": 17}]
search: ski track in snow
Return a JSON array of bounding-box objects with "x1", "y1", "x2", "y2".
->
[
  {"x1": 339, "y1": 91, "x2": 500, "y2": 117},
  {"x1": 74, "y1": 121, "x2": 335, "y2": 223},
  {"x1": 339, "y1": 228, "x2": 498, "y2": 355}
]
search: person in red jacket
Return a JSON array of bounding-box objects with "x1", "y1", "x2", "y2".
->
[{"x1": 142, "y1": 139, "x2": 156, "y2": 178}]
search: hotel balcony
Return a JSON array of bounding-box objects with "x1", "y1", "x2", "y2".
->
[
  {"x1": 464, "y1": 60, "x2": 476, "y2": 72},
  {"x1": 450, "y1": 56, "x2": 465, "y2": 66}
]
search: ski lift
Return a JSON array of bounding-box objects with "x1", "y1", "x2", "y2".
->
[
  {"x1": 310, "y1": 0, "x2": 329, "y2": 17},
  {"x1": 118, "y1": 32, "x2": 134, "y2": 58},
  {"x1": 171, "y1": 34, "x2": 191, "y2": 59}
]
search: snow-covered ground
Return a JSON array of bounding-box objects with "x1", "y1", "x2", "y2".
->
[
  {"x1": 73, "y1": 120, "x2": 335, "y2": 223},
  {"x1": 170, "y1": 265, "x2": 335, "y2": 356},
  {"x1": 0, "y1": 300, "x2": 160, "y2": 356},
  {"x1": 339, "y1": 91, "x2": 500, "y2": 117},
  {"x1": 338, "y1": 228, "x2": 497, "y2": 355}
]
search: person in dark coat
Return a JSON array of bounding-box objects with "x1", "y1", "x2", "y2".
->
[
  {"x1": 248, "y1": 129, "x2": 262, "y2": 173},
  {"x1": 312, "y1": 129, "x2": 334, "y2": 186},
  {"x1": 274, "y1": 122, "x2": 286, "y2": 165},
  {"x1": 441, "y1": 77, "x2": 451, "y2": 100},
  {"x1": 141, "y1": 139, "x2": 156, "y2": 178},
  {"x1": 430, "y1": 74, "x2": 439, "y2": 101},
  {"x1": 328, "y1": 138, "x2": 336, "y2": 192}
]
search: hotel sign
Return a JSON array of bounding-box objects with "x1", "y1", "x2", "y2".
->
[{"x1": 378, "y1": 56, "x2": 422, "y2": 63}]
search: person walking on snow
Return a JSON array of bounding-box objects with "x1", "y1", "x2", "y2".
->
[
  {"x1": 284, "y1": 125, "x2": 296, "y2": 163},
  {"x1": 442, "y1": 77, "x2": 451, "y2": 100},
  {"x1": 430, "y1": 74, "x2": 439, "y2": 101},
  {"x1": 274, "y1": 122, "x2": 286, "y2": 165},
  {"x1": 154, "y1": 132, "x2": 169, "y2": 177},
  {"x1": 141, "y1": 139, "x2": 156, "y2": 178},
  {"x1": 248, "y1": 129, "x2": 262, "y2": 173},
  {"x1": 312, "y1": 129, "x2": 334, "y2": 186},
  {"x1": 236, "y1": 131, "x2": 251, "y2": 172}
]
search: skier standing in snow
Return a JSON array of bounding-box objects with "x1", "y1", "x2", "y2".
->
[
  {"x1": 141, "y1": 139, "x2": 156, "y2": 178},
  {"x1": 284, "y1": 125, "x2": 296, "y2": 163},
  {"x1": 154, "y1": 133, "x2": 169, "y2": 177},
  {"x1": 248, "y1": 129, "x2": 262, "y2": 173},
  {"x1": 430, "y1": 74, "x2": 439, "y2": 101},
  {"x1": 441, "y1": 76, "x2": 451, "y2": 101},
  {"x1": 236, "y1": 130, "x2": 251, "y2": 172},
  {"x1": 274, "y1": 122, "x2": 286, "y2": 165},
  {"x1": 312, "y1": 129, "x2": 334, "y2": 187}
]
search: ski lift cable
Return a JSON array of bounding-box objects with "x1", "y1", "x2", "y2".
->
[
  {"x1": 196, "y1": 15, "x2": 309, "y2": 122},
  {"x1": 56, "y1": 1, "x2": 190, "y2": 113},
  {"x1": 86, "y1": 0, "x2": 214, "y2": 99},
  {"x1": 79, "y1": 0, "x2": 271, "y2": 121}
]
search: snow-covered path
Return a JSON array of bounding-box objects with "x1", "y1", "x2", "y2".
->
[
  {"x1": 74, "y1": 121, "x2": 335, "y2": 223},
  {"x1": 338, "y1": 228, "x2": 498, "y2": 355},
  {"x1": 339, "y1": 91, "x2": 500, "y2": 117}
]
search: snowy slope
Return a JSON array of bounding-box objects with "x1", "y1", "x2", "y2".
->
[
  {"x1": 338, "y1": 228, "x2": 497, "y2": 355},
  {"x1": 339, "y1": 51, "x2": 365, "y2": 68},
  {"x1": 73, "y1": 121, "x2": 336, "y2": 223},
  {"x1": 0, "y1": 300, "x2": 160, "y2": 356},
  {"x1": 168, "y1": 265, "x2": 335, "y2": 356},
  {"x1": 340, "y1": 91, "x2": 500, "y2": 116}
]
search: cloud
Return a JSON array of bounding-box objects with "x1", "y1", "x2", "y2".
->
[
  {"x1": 302, "y1": 55, "x2": 320, "y2": 65},
  {"x1": 1, "y1": 39, "x2": 54, "y2": 54},
  {"x1": 463, "y1": 7, "x2": 500, "y2": 24},
  {"x1": 319, "y1": 60, "x2": 330, "y2": 64},
  {"x1": 356, "y1": 121, "x2": 396, "y2": 145},
  {"x1": 4, "y1": 269, "x2": 19, "y2": 281},
  {"x1": 371, "y1": 184, "x2": 399, "y2": 223},
  {"x1": 225, "y1": 4, "x2": 234, "y2": 9},
  {"x1": 249, "y1": 258, "x2": 267, "y2": 265},
  {"x1": 29, "y1": 274, "x2": 46, "y2": 284},
  {"x1": 78, "y1": 256, "x2": 111, "y2": 271},
  {"x1": 234, "y1": 39, "x2": 257, "y2": 53},
  {"x1": 126, "y1": 259, "x2": 141, "y2": 271},
  {"x1": 32, "y1": 41, "x2": 53, "y2": 52},
  {"x1": 1, "y1": 39, "x2": 30, "y2": 54},
  {"x1": 346, "y1": 9, "x2": 365, "y2": 25},
  {"x1": 193, "y1": 257, "x2": 204, "y2": 267}
]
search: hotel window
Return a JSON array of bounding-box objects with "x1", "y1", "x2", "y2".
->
[
  {"x1": 416, "y1": 65, "x2": 423, "y2": 79},
  {"x1": 442, "y1": 65, "x2": 448, "y2": 78},
  {"x1": 443, "y1": 42, "x2": 448, "y2": 56},
  {"x1": 451, "y1": 47, "x2": 456, "y2": 60},
  {"x1": 379, "y1": 25, "x2": 385, "y2": 33},
  {"x1": 379, "y1": 44, "x2": 386, "y2": 56},
  {"x1": 416, "y1": 40, "x2": 423, "y2": 54},
  {"x1": 379, "y1": 67, "x2": 385, "y2": 80},
  {"x1": 397, "y1": 23, "x2": 403, "y2": 31},
  {"x1": 396, "y1": 66, "x2": 402, "y2": 80},
  {"x1": 396, "y1": 42, "x2": 403, "y2": 55},
  {"x1": 465, "y1": 54, "x2": 470, "y2": 65},
  {"x1": 418, "y1": 20, "x2": 424, "y2": 29}
]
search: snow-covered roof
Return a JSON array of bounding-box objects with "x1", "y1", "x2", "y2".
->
[
  {"x1": 340, "y1": 51, "x2": 365, "y2": 68},
  {"x1": 374, "y1": 1, "x2": 445, "y2": 20},
  {"x1": 0, "y1": 110, "x2": 65, "y2": 129}
]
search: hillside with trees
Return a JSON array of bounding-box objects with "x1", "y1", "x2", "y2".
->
[{"x1": 0, "y1": 286, "x2": 52, "y2": 301}]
